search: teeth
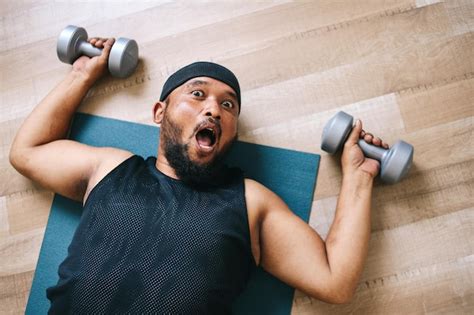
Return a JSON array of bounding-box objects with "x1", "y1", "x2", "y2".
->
[{"x1": 205, "y1": 128, "x2": 215, "y2": 135}]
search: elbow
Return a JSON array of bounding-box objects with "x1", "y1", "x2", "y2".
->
[
  {"x1": 329, "y1": 279, "x2": 357, "y2": 304},
  {"x1": 9, "y1": 147, "x2": 20, "y2": 170},
  {"x1": 329, "y1": 289, "x2": 355, "y2": 305},
  {"x1": 9, "y1": 146, "x2": 30, "y2": 175},
  {"x1": 312, "y1": 280, "x2": 356, "y2": 305}
]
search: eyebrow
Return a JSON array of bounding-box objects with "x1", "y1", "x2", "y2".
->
[
  {"x1": 185, "y1": 79, "x2": 208, "y2": 89},
  {"x1": 185, "y1": 79, "x2": 239, "y2": 104}
]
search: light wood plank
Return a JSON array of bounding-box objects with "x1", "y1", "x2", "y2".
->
[
  {"x1": 310, "y1": 208, "x2": 474, "y2": 283},
  {"x1": 0, "y1": 0, "x2": 473, "y2": 314},
  {"x1": 0, "y1": 196, "x2": 9, "y2": 237},
  {"x1": 4, "y1": 189, "x2": 52, "y2": 235},
  {"x1": 292, "y1": 254, "x2": 473, "y2": 314},
  {"x1": 310, "y1": 206, "x2": 473, "y2": 282},
  {"x1": 225, "y1": 2, "x2": 468, "y2": 89},
  {"x1": 443, "y1": 0, "x2": 474, "y2": 36},
  {"x1": 312, "y1": 160, "x2": 473, "y2": 233},
  {"x1": 0, "y1": 271, "x2": 34, "y2": 315},
  {"x1": 0, "y1": 228, "x2": 44, "y2": 276},
  {"x1": 398, "y1": 74, "x2": 474, "y2": 132},
  {"x1": 0, "y1": 0, "x2": 47, "y2": 17},
  {"x1": 0, "y1": 1, "x2": 169, "y2": 52},
  {"x1": 0, "y1": 1, "x2": 290, "y2": 89},
  {"x1": 233, "y1": 9, "x2": 472, "y2": 131},
  {"x1": 298, "y1": 209, "x2": 474, "y2": 314}
]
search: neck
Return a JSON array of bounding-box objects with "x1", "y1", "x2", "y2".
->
[{"x1": 155, "y1": 145, "x2": 180, "y2": 179}]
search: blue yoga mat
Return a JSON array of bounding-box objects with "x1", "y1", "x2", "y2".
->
[{"x1": 26, "y1": 113, "x2": 320, "y2": 314}]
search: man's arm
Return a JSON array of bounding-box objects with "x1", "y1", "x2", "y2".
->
[
  {"x1": 9, "y1": 38, "x2": 132, "y2": 203},
  {"x1": 254, "y1": 119, "x2": 382, "y2": 304}
]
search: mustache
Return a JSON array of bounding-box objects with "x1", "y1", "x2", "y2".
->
[{"x1": 192, "y1": 116, "x2": 222, "y2": 137}]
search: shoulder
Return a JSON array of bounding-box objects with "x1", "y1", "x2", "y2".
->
[
  {"x1": 244, "y1": 178, "x2": 281, "y2": 216},
  {"x1": 83, "y1": 147, "x2": 135, "y2": 205},
  {"x1": 244, "y1": 177, "x2": 294, "y2": 221},
  {"x1": 244, "y1": 177, "x2": 266, "y2": 201},
  {"x1": 243, "y1": 178, "x2": 295, "y2": 267},
  {"x1": 95, "y1": 147, "x2": 136, "y2": 171},
  {"x1": 244, "y1": 178, "x2": 279, "y2": 203},
  {"x1": 243, "y1": 178, "x2": 268, "y2": 266}
]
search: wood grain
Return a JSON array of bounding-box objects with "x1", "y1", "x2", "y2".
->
[
  {"x1": 292, "y1": 254, "x2": 473, "y2": 314},
  {"x1": 0, "y1": 271, "x2": 34, "y2": 315},
  {"x1": 1, "y1": 0, "x2": 472, "y2": 313}
]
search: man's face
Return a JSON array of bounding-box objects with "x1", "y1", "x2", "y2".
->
[{"x1": 155, "y1": 76, "x2": 240, "y2": 185}]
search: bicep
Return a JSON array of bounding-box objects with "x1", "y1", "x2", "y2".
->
[
  {"x1": 254, "y1": 180, "x2": 337, "y2": 302},
  {"x1": 10, "y1": 139, "x2": 129, "y2": 202}
]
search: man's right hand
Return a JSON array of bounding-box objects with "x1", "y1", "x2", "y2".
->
[
  {"x1": 72, "y1": 37, "x2": 115, "y2": 84},
  {"x1": 341, "y1": 119, "x2": 385, "y2": 181}
]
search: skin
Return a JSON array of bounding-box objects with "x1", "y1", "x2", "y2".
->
[
  {"x1": 152, "y1": 76, "x2": 239, "y2": 179},
  {"x1": 9, "y1": 37, "x2": 389, "y2": 305}
]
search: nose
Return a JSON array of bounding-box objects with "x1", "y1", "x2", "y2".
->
[{"x1": 204, "y1": 98, "x2": 221, "y2": 120}]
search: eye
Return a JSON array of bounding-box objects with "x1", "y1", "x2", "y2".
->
[
  {"x1": 191, "y1": 90, "x2": 204, "y2": 97},
  {"x1": 222, "y1": 100, "x2": 234, "y2": 109}
]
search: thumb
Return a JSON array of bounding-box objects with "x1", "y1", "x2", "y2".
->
[{"x1": 347, "y1": 118, "x2": 362, "y2": 144}]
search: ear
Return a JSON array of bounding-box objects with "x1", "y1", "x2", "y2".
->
[{"x1": 153, "y1": 100, "x2": 167, "y2": 124}]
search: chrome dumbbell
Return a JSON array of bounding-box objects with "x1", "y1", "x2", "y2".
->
[
  {"x1": 321, "y1": 111, "x2": 414, "y2": 184},
  {"x1": 57, "y1": 25, "x2": 139, "y2": 78}
]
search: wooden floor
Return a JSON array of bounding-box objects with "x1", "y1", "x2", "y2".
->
[{"x1": 1, "y1": 0, "x2": 473, "y2": 313}]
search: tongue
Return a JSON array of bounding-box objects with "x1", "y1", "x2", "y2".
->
[{"x1": 196, "y1": 133, "x2": 212, "y2": 147}]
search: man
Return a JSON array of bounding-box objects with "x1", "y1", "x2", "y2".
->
[{"x1": 9, "y1": 37, "x2": 388, "y2": 313}]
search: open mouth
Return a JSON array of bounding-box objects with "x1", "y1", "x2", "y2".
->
[{"x1": 195, "y1": 127, "x2": 217, "y2": 152}]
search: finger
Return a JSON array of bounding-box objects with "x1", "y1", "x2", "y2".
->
[
  {"x1": 95, "y1": 39, "x2": 104, "y2": 48},
  {"x1": 89, "y1": 38, "x2": 98, "y2": 45},
  {"x1": 364, "y1": 133, "x2": 373, "y2": 143},
  {"x1": 347, "y1": 118, "x2": 363, "y2": 144},
  {"x1": 104, "y1": 38, "x2": 115, "y2": 47},
  {"x1": 360, "y1": 130, "x2": 366, "y2": 138},
  {"x1": 382, "y1": 141, "x2": 389, "y2": 149},
  {"x1": 99, "y1": 38, "x2": 115, "y2": 62},
  {"x1": 372, "y1": 137, "x2": 382, "y2": 146}
]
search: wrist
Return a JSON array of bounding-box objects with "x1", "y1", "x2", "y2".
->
[
  {"x1": 69, "y1": 70, "x2": 95, "y2": 89},
  {"x1": 342, "y1": 170, "x2": 374, "y2": 188}
]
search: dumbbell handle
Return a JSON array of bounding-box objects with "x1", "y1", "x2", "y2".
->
[
  {"x1": 78, "y1": 41, "x2": 103, "y2": 58},
  {"x1": 357, "y1": 139, "x2": 387, "y2": 161}
]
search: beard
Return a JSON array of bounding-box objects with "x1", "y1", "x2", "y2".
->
[{"x1": 160, "y1": 111, "x2": 237, "y2": 189}]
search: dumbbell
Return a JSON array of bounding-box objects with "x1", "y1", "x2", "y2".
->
[
  {"x1": 57, "y1": 25, "x2": 139, "y2": 78},
  {"x1": 321, "y1": 111, "x2": 414, "y2": 184}
]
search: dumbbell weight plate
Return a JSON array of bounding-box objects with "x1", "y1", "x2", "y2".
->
[
  {"x1": 57, "y1": 25, "x2": 89, "y2": 64},
  {"x1": 108, "y1": 38, "x2": 139, "y2": 78},
  {"x1": 380, "y1": 140, "x2": 414, "y2": 184},
  {"x1": 321, "y1": 111, "x2": 353, "y2": 154}
]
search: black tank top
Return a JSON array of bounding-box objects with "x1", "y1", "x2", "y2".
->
[{"x1": 46, "y1": 155, "x2": 256, "y2": 314}]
